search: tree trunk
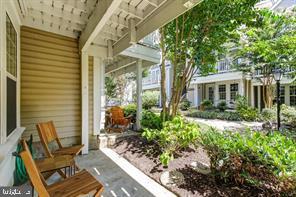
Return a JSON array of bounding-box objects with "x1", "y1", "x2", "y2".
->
[{"x1": 159, "y1": 27, "x2": 168, "y2": 121}]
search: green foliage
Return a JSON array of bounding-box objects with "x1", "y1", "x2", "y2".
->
[
  {"x1": 281, "y1": 104, "x2": 296, "y2": 127},
  {"x1": 123, "y1": 104, "x2": 137, "y2": 118},
  {"x1": 105, "y1": 76, "x2": 117, "y2": 100},
  {"x1": 141, "y1": 110, "x2": 162, "y2": 130},
  {"x1": 142, "y1": 91, "x2": 159, "y2": 110},
  {"x1": 217, "y1": 101, "x2": 227, "y2": 112},
  {"x1": 142, "y1": 116, "x2": 200, "y2": 166},
  {"x1": 201, "y1": 129, "x2": 296, "y2": 193},
  {"x1": 188, "y1": 110, "x2": 242, "y2": 121},
  {"x1": 160, "y1": 0, "x2": 258, "y2": 116},
  {"x1": 262, "y1": 104, "x2": 296, "y2": 128},
  {"x1": 261, "y1": 108, "x2": 277, "y2": 122},
  {"x1": 200, "y1": 99, "x2": 213, "y2": 111},
  {"x1": 235, "y1": 95, "x2": 259, "y2": 121},
  {"x1": 180, "y1": 98, "x2": 191, "y2": 111},
  {"x1": 237, "y1": 9, "x2": 296, "y2": 78}
]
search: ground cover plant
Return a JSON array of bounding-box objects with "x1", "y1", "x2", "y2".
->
[
  {"x1": 201, "y1": 129, "x2": 296, "y2": 195},
  {"x1": 142, "y1": 116, "x2": 200, "y2": 166},
  {"x1": 187, "y1": 109, "x2": 242, "y2": 121}
]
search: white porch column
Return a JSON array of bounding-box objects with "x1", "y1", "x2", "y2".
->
[
  {"x1": 250, "y1": 82, "x2": 255, "y2": 107},
  {"x1": 194, "y1": 84, "x2": 198, "y2": 107},
  {"x1": 239, "y1": 79, "x2": 245, "y2": 96},
  {"x1": 136, "y1": 59, "x2": 143, "y2": 131},
  {"x1": 258, "y1": 86, "x2": 261, "y2": 112},
  {"x1": 81, "y1": 52, "x2": 89, "y2": 154},
  {"x1": 93, "y1": 57, "x2": 105, "y2": 135}
]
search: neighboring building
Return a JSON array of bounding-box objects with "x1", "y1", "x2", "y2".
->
[{"x1": 142, "y1": 0, "x2": 296, "y2": 110}]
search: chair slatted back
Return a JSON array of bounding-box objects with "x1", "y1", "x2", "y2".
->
[
  {"x1": 20, "y1": 140, "x2": 50, "y2": 197},
  {"x1": 36, "y1": 121, "x2": 63, "y2": 157},
  {"x1": 110, "y1": 106, "x2": 125, "y2": 119}
]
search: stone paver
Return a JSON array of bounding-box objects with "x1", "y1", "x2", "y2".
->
[
  {"x1": 47, "y1": 150, "x2": 155, "y2": 197},
  {"x1": 75, "y1": 150, "x2": 155, "y2": 197},
  {"x1": 186, "y1": 117, "x2": 263, "y2": 131}
]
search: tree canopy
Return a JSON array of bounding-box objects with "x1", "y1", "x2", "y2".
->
[
  {"x1": 160, "y1": 0, "x2": 259, "y2": 116},
  {"x1": 236, "y1": 8, "x2": 296, "y2": 107}
]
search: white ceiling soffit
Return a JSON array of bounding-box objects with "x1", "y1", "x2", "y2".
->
[
  {"x1": 16, "y1": 0, "x2": 202, "y2": 54},
  {"x1": 82, "y1": 0, "x2": 203, "y2": 53},
  {"x1": 17, "y1": 0, "x2": 99, "y2": 38}
]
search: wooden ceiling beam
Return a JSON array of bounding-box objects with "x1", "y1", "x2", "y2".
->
[
  {"x1": 79, "y1": 0, "x2": 123, "y2": 52},
  {"x1": 119, "y1": 2, "x2": 144, "y2": 20}
]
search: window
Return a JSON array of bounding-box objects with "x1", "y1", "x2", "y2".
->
[
  {"x1": 208, "y1": 87, "x2": 214, "y2": 103},
  {"x1": 6, "y1": 14, "x2": 17, "y2": 137},
  {"x1": 290, "y1": 86, "x2": 296, "y2": 106},
  {"x1": 219, "y1": 85, "x2": 226, "y2": 100},
  {"x1": 230, "y1": 83, "x2": 238, "y2": 101},
  {"x1": 6, "y1": 14, "x2": 17, "y2": 77}
]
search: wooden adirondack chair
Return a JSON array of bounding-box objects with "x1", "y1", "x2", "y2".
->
[
  {"x1": 19, "y1": 140, "x2": 104, "y2": 197},
  {"x1": 107, "y1": 106, "x2": 132, "y2": 133},
  {"x1": 36, "y1": 121, "x2": 84, "y2": 158},
  {"x1": 36, "y1": 121, "x2": 84, "y2": 172}
]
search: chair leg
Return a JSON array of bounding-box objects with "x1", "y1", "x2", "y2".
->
[{"x1": 94, "y1": 187, "x2": 104, "y2": 197}]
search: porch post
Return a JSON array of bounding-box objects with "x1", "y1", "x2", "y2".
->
[
  {"x1": 99, "y1": 59, "x2": 106, "y2": 132},
  {"x1": 250, "y1": 82, "x2": 255, "y2": 107},
  {"x1": 194, "y1": 84, "x2": 198, "y2": 107},
  {"x1": 81, "y1": 52, "x2": 89, "y2": 154},
  {"x1": 136, "y1": 59, "x2": 143, "y2": 131}
]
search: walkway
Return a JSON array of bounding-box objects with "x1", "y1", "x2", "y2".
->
[
  {"x1": 186, "y1": 117, "x2": 263, "y2": 131},
  {"x1": 47, "y1": 149, "x2": 175, "y2": 197},
  {"x1": 75, "y1": 150, "x2": 155, "y2": 197}
]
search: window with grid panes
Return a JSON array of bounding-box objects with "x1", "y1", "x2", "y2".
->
[
  {"x1": 6, "y1": 14, "x2": 17, "y2": 137},
  {"x1": 219, "y1": 85, "x2": 226, "y2": 100}
]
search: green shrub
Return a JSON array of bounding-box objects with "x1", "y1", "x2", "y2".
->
[
  {"x1": 142, "y1": 116, "x2": 200, "y2": 166},
  {"x1": 187, "y1": 110, "x2": 242, "y2": 121},
  {"x1": 238, "y1": 107, "x2": 259, "y2": 121},
  {"x1": 201, "y1": 129, "x2": 296, "y2": 194},
  {"x1": 235, "y1": 95, "x2": 259, "y2": 121},
  {"x1": 141, "y1": 110, "x2": 162, "y2": 130},
  {"x1": 123, "y1": 104, "x2": 137, "y2": 118},
  {"x1": 180, "y1": 98, "x2": 191, "y2": 111},
  {"x1": 142, "y1": 91, "x2": 159, "y2": 110},
  {"x1": 261, "y1": 105, "x2": 296, "y2": 127},
  {"x1": 261, "y1": 108, "x2": 276, "y2": 121},
  {"x1": 281, "y1": 104, "x2": 296, "y2": 127},
  {"x1": 217, "y1": 101, "x2": 227, "y2": 112},
  {"x1": 201, "y1": 99, "x2": 213, "y2": 110}
]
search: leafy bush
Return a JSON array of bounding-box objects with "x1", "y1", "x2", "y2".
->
[
  {"x1": 180, "y1": 98, "x2": 191, "y2": 111},
  {"x1": 200, "y1": 99, "x2": 213, "y2": 111},
  {"x1": 235, "y1": 95, "x2": 259, "y2": 121},
  {"x1": 142, "y1": 91, "x2": 159, "y2": 110},
  {"x1": 217, "y1": 101, "x2": 227, "y2": 112},
  {"x1": 261, "y1": 105, "x2": 296, "y2": 127},
  {"x1": 141, "y1": 110, "x2": 162, "y2": 130},
  {"x1": 238, "y1": 107, "x2": 259, "y2": 121},
  {"x1": 123, "y1": 104, "x2": 137, "y2": 118},
  {"x1": 281, "y1": 104, "x2": 296, "y2": 127},
  {"x1": 261, "y1": 108, "x2": 276, "y2": 121},
  {"x1": 187, "y1": 110, "x2": 242, "y2": 121},
  {"x1": 142, "y1": 116, "x2": 200, "y2": 166},
  {"x1": 201, "y1": 129, "x2": 296, "y2": 194}
]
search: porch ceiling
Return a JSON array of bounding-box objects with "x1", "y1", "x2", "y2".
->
[{"x1": 17, "y1": 0, "x2": 202, "y2": 63}]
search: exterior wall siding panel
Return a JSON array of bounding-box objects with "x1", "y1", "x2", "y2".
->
[{"x1": 21, "y1": 26, "x2": 81, "y2": 142}]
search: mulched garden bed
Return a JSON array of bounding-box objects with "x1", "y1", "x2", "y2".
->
[{"x1": 111, "y1": 135, "x2": 271, "y2": 197}]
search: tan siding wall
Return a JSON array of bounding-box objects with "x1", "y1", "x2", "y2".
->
[
  {"x1": 88, "y1": 56, "x2": 93, "y2": 134},
  {"x1": 21, "y1": 26, "x2": 81, "y2": 141}
]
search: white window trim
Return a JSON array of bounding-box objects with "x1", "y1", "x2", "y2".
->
[{"x1": 0, "y1": 1, "x2": 21, "y2": 144}]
